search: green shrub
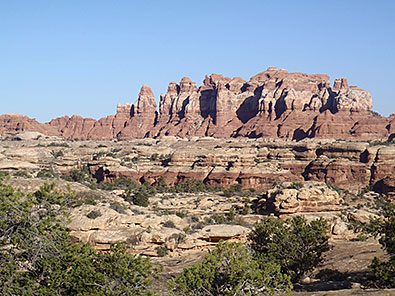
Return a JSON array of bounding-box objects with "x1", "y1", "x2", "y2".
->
[
  {"x1": 93, "y1": 151, "x2": 105, "y2": 160},
  {"x1": 86, "y1": 210, "x2": 102, "y2": 219},
  {"x1": 51, "y1": 150, "x2": 64, "y2": 158},
  {"x1": 0, "y1": 171, "x2": 9, "y2": 179},
  {"x1": 241, "y1": 203, "x2": 250, "y2": 215},
  {"x1": 37, "y1": 168, "x2": 55, "y2": 178},
  {"x1": 124, "y1": 183, "x2": 155, "y2": 207},
  {"x1": 366, "y1": 200, "x2": 395, "y2": 288},
  {"x1": 48, "y1": 142, "x2": 70, "y2": 147},
  {"x1": 354, "y1": 233, "x2": 368, "y2": 241},
  {"x1": 110, "y1": 201, "x2": 127, "y2": 214},
  {"x1": 175, "y1": 211, "x2": 186, "y2": 218},
  {"x1": 13, "y1": 170, "x2": 32, "y2": 178},
  {"x1": 150, "y1": 153, "x2": 159, "y2": 161},
  {"x1": 370, "y1": 110, "x2": 381, "y2": 117},
  {"x1": 223, "y1": 183, "x2": 242, "y2": 197},
  {"x1": 62, "y1": 166, "x2": 92, "y2": 183},
  {"x1": 132, "y1": 191, "x2": 149, "y2": 207},
  {"x1": 369, "y1": 258, "x2": 395, "y2": 288},
  {"x1": 84, "y1": 197, "x2": 97, "y2": 206},
  {"x1": 210, "y1": 209, "x2": 235, "y2": 225},
  {"x1": 0, "y1": 182, "x2": 157, "y2": 295},
  {"x1": 316, "y1": 269, "x2": 348, "y2": 282},
  {"x1": 288, "y1": 182, "x2": 303, "y2": 189},
  {"x1": 174, "y1": 179, "x2": 207, "y2": 193},
  {"x1": 249, "y1": 216, "x2": 330, "y2": 282},
  {"x1": 168, "y1": 241, "x2": 292, "y2": 296},
  {"x1": 212, "y1": 213, "x2": 226, "y2": 224},
  {"x1": 163, "y1": 220, "x2": 176, "y2": 228},
  {"x1": 156, "y1": 246, "x2": 169, "y2": 257}
]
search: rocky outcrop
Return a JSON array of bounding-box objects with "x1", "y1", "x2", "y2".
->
[
  {"x1": 118, "y1": 85, "x2": 158, "y2": 139},
  {"x1": 261, "y1": 181, "x2": 343, "y2": 215},
  {"x1": 2, "y1": 135, "x2": 393, "y2": 197},
  {"x1": 0, "y1": 114, "x2": 59, "y2": 136},
  {"x1": 1, "y1": 68, "x2": 393, "y2": 141}
]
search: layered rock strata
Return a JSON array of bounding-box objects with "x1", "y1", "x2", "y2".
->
[
  {"x1": 1, "y1": 135, "x2": 393, "y2": 197},
  {"x1": 1, "y1": 68, "x2": 393, "y2": 141}
]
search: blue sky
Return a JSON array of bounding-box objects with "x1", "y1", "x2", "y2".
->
[{"x1": 1, "y1": 0, "x2": 394, "y2": 122}]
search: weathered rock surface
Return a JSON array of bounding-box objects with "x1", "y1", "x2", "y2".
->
[
  {"x1": 1, "y1": 134, "x2": 393, "y2": 295},
  {"x1": 262, "y1": 181, "x2": 343, "y2": 215},
  {"x1": 1, "y1": 68, "x2": 393, "y2": 141},
  {"x1": 1, "y1": 136, "x2": 394, "y2": 197}
]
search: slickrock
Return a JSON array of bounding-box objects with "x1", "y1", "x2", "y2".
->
[
  {"x1": 1, "y1": 68, "x2": 393, "y2": 141},
  {"x1": 262, "y1": 181, "x2": 343, "y2": 215},
  {"x1": 1, "y1": 135, "x2": 394, "y2": 197},
  {"x1": 197, "y1": 225, "x2": 250, "y2": 242}
]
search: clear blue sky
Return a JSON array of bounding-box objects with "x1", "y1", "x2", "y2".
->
[{"x1": 1, "y1": 0, "x2": 394, "y2": 122}]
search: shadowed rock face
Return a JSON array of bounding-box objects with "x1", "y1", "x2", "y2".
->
[{"x1": 1, "y1": 68, "x2": 393, "y2": 141}]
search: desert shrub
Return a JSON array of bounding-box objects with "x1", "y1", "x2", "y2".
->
[
  {"x1": 86, "y1": 210, "x2": 102, "y2": 219},
  {"x1": 170, "y1": 233, "x2": 186, "y2": 244},
  {"x1": 84, "y1": 197, "x2": 97, "y2": 206},
  {"x1": 366, "y1": 200, "x2": 395, "y2": 288},
  {"x1": 249, "y1": 216, "x2": 330, "y2": 282},
  {"x1": 241, "y1": 202, "x2": 250, "y2": 215},
  {"x1": 212, "y1": 213, "x2": 226, "y2": 224},
  {"x1": 69, "y1": 168, "x2": 88, "y2": 182},
  {"x1": 156, "y1": 246, "x2": 169, "y2": 257},
  {"x1": 168, "y1": 241, "x2": 292, "y2": 296},
  {"x1": 175, "y1": 211, "x2": 186, "y2": 218},
  {"x1": 105, "y1": 152, "x2": 116, "y2": 158},
  {"x1": 124, "y1": 183, "x2": 155, "y2": 207},
  {"x1": 161, "y1": 154, "x2": 172, "y2": 166},
  {"x1": 155, "y1": 176, "x2": 169, "y2": 193},
  {"x1": 13, "y1": 170, "x2": 32, "y2": 178},
  {"x1": 48, "y1": 142, "x2": 70, "y2": 147},
  {"x1": 110, "y1": 201, "x2": 127, "y2": 214},
  {"x1": 226, "y1": 208, "x2": 235, "y2": 221},
  {"x1": 242, "y1": 188, "x2": 257, "y2": 198},
  {"x1": 37, "y1": 168, "x2": 55, "y2": 178},
  {"x1": 51, "y1": 150, "x2": 64, "y2": 158},
  {"x1": 0, "y1": 181, "x2": 156, "y2": 295},
  {"x1": 62, "y1": 166, "x2": 92, "y2": 184},
  {"x1": 287, "y1": 182, "x2": 303, "y2": 189},
  {"x1": 209, "y1": 209, "x2": 235, "y2": 225},
  {"x1": 174, "y1": 179, "x2": 207, "y2": 193},
  {"x1": 96, "y1": 177, "x2": 136, "y2": 191},
  {"x1": 71, "y1": 190, "x2": 101, "y2": 207},
  {"x1": 93, "y1": 151, "x2": 106, "y2": 160},
  {"x1": 0, "y1": 171, "x2": 9, "y2": 179},
  {"x1": 369, "y1": 258, "x2": 395, "y2": 288},
  {"x1": 150, "y1": 153, "x2": 159, "y2": 161},
  {"x1": 316, "y1": 269, "x2": 348, "y2": 282},
  {"x1": 223, "y1": 183, "x2": 242, "y2": 197},
  {"x1": 163, "y1": 220, "x2": 176, "y2": 228},
  {"x1": 370, "y1": 110, "x2": 381, "y2": 117},
  {"x1": 353, "y1": 233, "x2": 368, "y2": 241}
]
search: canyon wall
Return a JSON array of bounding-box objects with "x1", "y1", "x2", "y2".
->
[{"x1": 1, "y1": 68, "x2": 394, "y2": 141}]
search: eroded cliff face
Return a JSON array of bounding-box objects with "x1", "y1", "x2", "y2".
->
[
  {"x1": 3, "y1": 135, "x2": 392, "y2": 197},
  {"x1": 1, "y1": 68, "x2": 393, "y2": 141}
]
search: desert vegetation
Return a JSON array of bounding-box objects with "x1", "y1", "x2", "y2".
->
[
  {"x1": 0, "y1": 137, "x2": 393, "y2": 295},
  {"x1": 0, "y1": 179, "x2": 158, "y2": 295}
]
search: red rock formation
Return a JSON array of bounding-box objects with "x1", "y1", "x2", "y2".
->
[
  {"x1": 118, "y1": 85, "x2": 157, "y2": 139},
  {"x1": 0, "y1": 68, "x2": 392, "y2": 141},
  {"x1": 0, "y1": 114, "x2": 59, "y2": 136}
]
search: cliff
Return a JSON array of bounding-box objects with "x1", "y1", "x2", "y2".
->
[{"x1": 1, "y1": 68, "x2": 394, "y2": 141}]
